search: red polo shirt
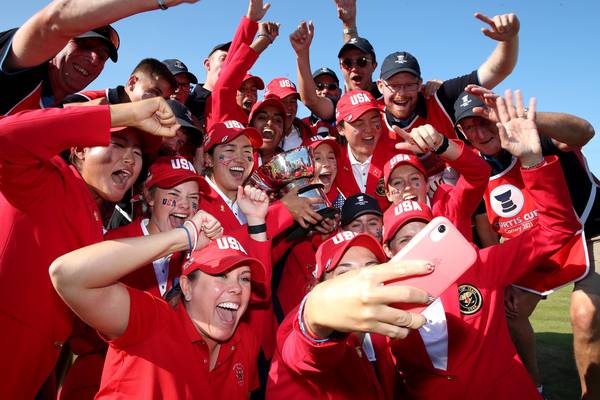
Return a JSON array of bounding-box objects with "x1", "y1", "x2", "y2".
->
[{"x1": 97, "y1": 287, "x2": 259, "y2": 399}]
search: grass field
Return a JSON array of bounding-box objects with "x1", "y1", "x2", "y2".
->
[{"x1": 531, "y1": 284, "x2": 580, "y2": 399}]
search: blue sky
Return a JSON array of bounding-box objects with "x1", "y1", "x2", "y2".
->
[{"x1": 6, "y1": 1, "x2": 600, "y2": 174}]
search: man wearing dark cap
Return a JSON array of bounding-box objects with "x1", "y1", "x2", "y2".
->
[
  {"x1": 290, "y1": 21, "x2": 340, "y2": 136},
  {"x1": 377, "y1": 12, "x2": 520, "y2": 196},
  {"x1": 0, "y1": 0, "x2": 196, "y2": 116},
  {"x1": 341, "y1": 193, "x2": 384, "y2": 243},
  {"x1": 186, "y1": 41, "x2": 231, "y2": 121},
  {"x1": 455, "y1": 87, "x2": 600, "y2": 398},
  {"x1": 160, "y1": 100, "x2": 204, "y2": 159},
  {"x1": 163, "y1": 58, "x2": 198, "y2": 104}
]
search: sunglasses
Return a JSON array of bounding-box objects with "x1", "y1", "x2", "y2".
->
[
  {"x1": 340, "y1": 56, "x2": 371, "y2": 69},
  {"x1": 316, "y1": 82, "x2": 339, "y2": 91}
]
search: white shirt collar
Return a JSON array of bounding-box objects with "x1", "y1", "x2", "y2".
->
[
  {"x1": 205, "y1": 176, "x2": 247, "y2": 224},
  {"x1": 347, "y1": 143, "x2": 373, "y2": 166}
]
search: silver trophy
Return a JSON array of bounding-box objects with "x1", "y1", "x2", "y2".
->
[{"x1": 248, "y1": 146, "x2": 338, "y2": 233}]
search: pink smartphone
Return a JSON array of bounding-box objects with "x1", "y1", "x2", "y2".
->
[{"x1": 387, "y1": 216, "x2": 477, "y2": 312}]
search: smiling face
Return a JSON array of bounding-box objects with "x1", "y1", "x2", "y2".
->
[
  {"x1": 386, "y1": 164, "x2": 427, "y2": 204},
  {"x1": 181, "y1": 265, "x2": 251, "y2": 345},
  {"x1": 457, "y1": 116, "x2": 501, "y2": 156},
  {"x1": 377, "y1": 72, "x2": 422, "y2": 120},
  {"x1": 206, "y1": 134, "x2": 254, "y2": 199},
  {"x1": 338, "y1": 109, "x2": 382, "y2": 162},
  {"x1": 251, "y1": 105, "x2": 285, "y2": 159},
  {"x1": 324, "y1": 246, "x2": 380, "y2": 280},
  {"x1": 339, "y1": 48, "x2": 377, "y2": 92},
  {"x1": 48, "y1": 38, "x2": 110, "y2": 99},
  {"x1": 236, "y1": 79, "x2": 259, "y2": 113},
  {"x1": 76, "y1": 131, "x2": 143, "y2": 204},
  {"x1": 313, "y1": 143, "x2": 338, "y2": 193},
  {"x1": 384, "y1": 220, "x2": 427, "y2": 258},
  {"x1": 146, "y1": 180, "x2": 201, "y2": 233},
  {"x1": 343, "y1": 214, "x2": 383, "y2": 243}
]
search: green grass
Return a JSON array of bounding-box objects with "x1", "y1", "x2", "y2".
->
[{"x1": 531, "y1": 285, "x2": 580, "y2": 399}]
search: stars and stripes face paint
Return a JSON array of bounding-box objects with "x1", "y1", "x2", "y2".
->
[{"x1": 147, "y1": 181, "x2": 202, "y2": 233}]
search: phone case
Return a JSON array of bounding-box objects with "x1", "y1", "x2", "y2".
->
[{"x1": 387, "y1": 216, "x2": 477, "y2": 312}]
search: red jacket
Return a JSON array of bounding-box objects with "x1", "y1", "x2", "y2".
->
[
  {"x1": 336, "y1": 134, "x2": 397, "y2": 211},
  {"x1": 0, "y1": 106, "x2": 109, "y2": 398},
  {"x1": 205, "y1": 16, "x2": 258, "y2": 131},
  {"x1": 430, "y1": 141, "x2": 491, "y2": 241},
  {"x1": 267, "y1": 304, "x2": 399, "y2": 400},
  {"x1": 391, "y1": 157, "x2": 580, "y2": 399}
]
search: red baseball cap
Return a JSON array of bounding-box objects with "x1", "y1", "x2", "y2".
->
[
  {"x1": 314, "y1": 232, "x2": 386, "y2": 280},
  {"x1": 265, "y1": 77, "x2": 299, "y2": 100},
  {"x1": 242, "y1": 73, "x2": 265, "y2": 90},
  {"x1": 182, "y1": 236, "x2": 268, "y2": 303},
  {"x1": 307, "y1": 135, "x2": 340, "y2": 156},
  {"x1": 144, "y1": 156, "x2": 209, "y2": 192},
  {"x1": 383, "y1": 153, "x2": 427, "y2": 187},
  {"x1": 335, "y1": 90, "x2": 380, "y2": 125},
  {"x1": 110, "y1": 126, "x2": 162, "y2": 154},
  {"x1": 248, "y1": 98, "x2": 287, "y2": 125},
  {"x1": 382, "y1": 200, "x2": 432, "y2": 244},
  {"x1": 204, "y1": 120, "x2": 263, "y2": 152}
]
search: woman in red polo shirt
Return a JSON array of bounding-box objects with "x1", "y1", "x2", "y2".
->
[{"x1": 50, "y1": 192, "x2": 275, "y2": 398}]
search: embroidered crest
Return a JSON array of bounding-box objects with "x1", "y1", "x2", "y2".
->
[
  {"x1": 458, "y1": 284, "x2": 483, "y2": 315},
  {"x1": 375, "y1": 177, "x2": 386, "y2": 197},
  {"x1": 233, "y1": 362, "x2": 245, "y2": 386}
]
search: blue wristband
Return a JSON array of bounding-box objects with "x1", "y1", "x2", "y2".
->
[
  {"x1": 298, "y1": 294, "x2": 331, "y2": 343},
  {"x1": 179, "y1": 225, "x2": 192, "y2": 252}
]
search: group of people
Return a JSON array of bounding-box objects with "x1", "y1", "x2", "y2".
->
[{"x1": 1, "y1": 0, "x2": 599, "y2": 399}]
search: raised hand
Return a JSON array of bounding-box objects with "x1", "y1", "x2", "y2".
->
[
  {"x1": 258, "y1": 21, "x2": 281, "y2": 43},
  {"x1": 495, "y1": 89, "x2": 542, "y2": 167},
  {"x1": 423, "y1": 79, "x2": 443, "y2": 99},
  {"x1": 281, "y1": 187, "x2": 324, "y2": 229},
  {"x1": 247, "y1": 0, "x2": 271, "y2": 22},
  {"x1": 333, "y1": 0, "x2": 356, "y2": 24},
  {"x1": 237, "y1": 185, "x2": 269, "y2": 225},
  {"x1": 189, "y1": 210, "x2": 224, "y2": 250},
  {"x1": 304, "y1": 259, "x2": 433, "y2": 339},
  {"x1": 394, "y1": 124, "x2": 444, "y2": 154},
  {"x1": 289, "y1": 20, "x2": 314, "y2": 55},
  {"x1": 475, "y1": 12, "x2": 520, "y2": 42},
  {"x1": 464, "y1": 84, "x2": 500, "y2": 123}
]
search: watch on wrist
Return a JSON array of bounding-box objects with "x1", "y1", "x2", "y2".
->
[
  {"x1": 433, "y1": 135, "x2": 450, "y2": 155},
  {"x1": 157, "y1": 0, "x2": 168, "y2": 10}
]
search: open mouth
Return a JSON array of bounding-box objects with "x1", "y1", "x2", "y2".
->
[
  {"x1": 111, "y1": 169, "x2": 132, "y2": 187},
  {"x1": 216, "y1": 302, "x2": 240, "y2": 324},
  {"x1": 229, "y1": 166, "x2": 245, "y2": 180},
  {"x1": 261, "y1": 128, "x2": 275, "y2": 141},
  {"x1": 168, "y1": 212, "x2": 188, "y2": 228},
  {"x1": 402, "y1": 193, "x2": 418, "y2": 201},
  {"x1": 392, "y1": 98, "x2": 410, "y2": 107},
  {"x1": 351, "y1": 75, "x2": 363, "y2": 85},
  {"x1": 361, "y1": 135, "x2": 375, "y2": 145},
  {"x1": 319, "y1": 172, "x2": 332, "y2": 186},
  {"x1": 73, "y1": 63, "x2": 90, "y2": 77},
  {"x1": 243, "y1": 100, "x2": 253, "y2": 110}
]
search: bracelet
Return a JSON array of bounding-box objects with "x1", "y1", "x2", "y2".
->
[
  {"x1": 343, "y1": 27, "x2": 357, "y2": 35},
  {"x1": 298, "y1": 294, "x2": 331, "y2": 343},
  {"x1": 257, "y1": 33, "x2": 273, "y2": 44},
  {"x1": 179, "y1": 225, "x2": 192, "y2": 252},
  {"x1": 156, "y1": 0, "x2": 168, "y2": 10},
  {"x1": 521, "y1": 158, "x2": 546, "y2": 170},
  {"x1": 247, "y1": 223, "x2": 267, "y2": 234},
  {"x1": 183, "y1": 221, "x2": 198, "y2": 251},
  {"x1": 433, "y1": 135, "x2": 450, "y2": 155}
]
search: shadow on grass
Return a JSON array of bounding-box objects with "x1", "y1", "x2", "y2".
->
[{"x1": 536, "y1": 332, "x2": 580, "y2": 399}]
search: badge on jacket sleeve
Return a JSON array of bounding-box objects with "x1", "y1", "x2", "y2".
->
[{"x1": 458, "y1": 284, "x2": 483, "y2": 315}]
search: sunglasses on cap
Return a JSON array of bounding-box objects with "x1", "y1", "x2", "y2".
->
[
  {"x1": 316, "y1": 82, "x2": 339, "y2": 91},
  {"x1": 340, "y1": 56, "x2": 372, "y2": 70}
]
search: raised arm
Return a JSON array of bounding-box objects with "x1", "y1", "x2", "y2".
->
[
  {"x1": 49, "y1": 210, "x2": 222, "y2": 340},
  {"x1": 474, "y1": 12, "x2": 520, "y2": 89},
  {"x1": 333, "y1": 0, "x2": 358, "y2": 42},
  {"x1": 7, "y1": 0, "x2": 198, "y2": 71},
  {"x1": 290, "y1": 21, "x2": 335, "y2": 121},
  {"x1": 466, "y1": 84, "x2": 595, "y2": 148}
]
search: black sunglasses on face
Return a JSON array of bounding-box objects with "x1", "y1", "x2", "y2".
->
[
  {"x1": 340, "y1": 56, "x2": 371, "y2": 69},
  {"x1": 316, "y1": 82, "x2": 339, "y2": 91}
]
